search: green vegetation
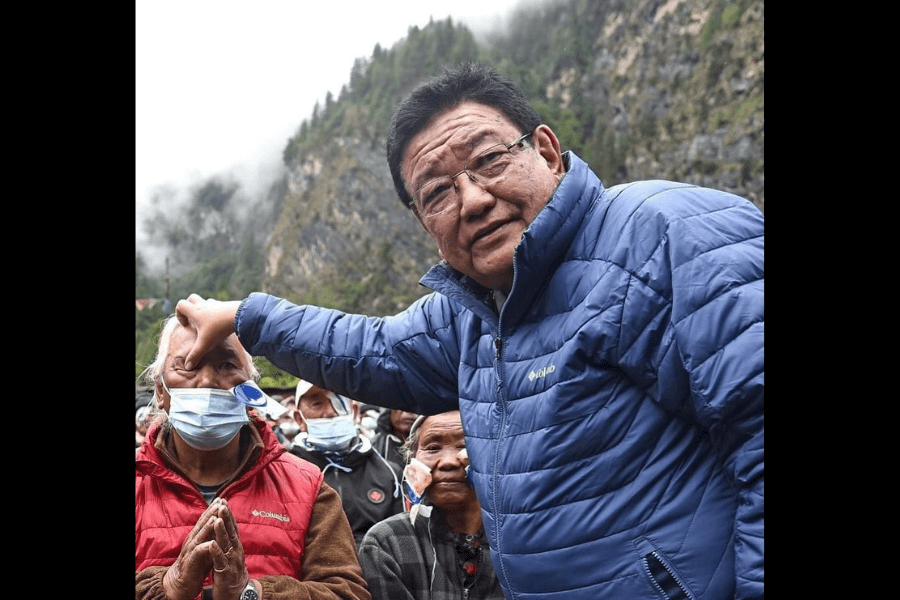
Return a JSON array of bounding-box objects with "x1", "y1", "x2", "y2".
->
[
  {"x1": 136, "y1": 177, "x2": 278, "y2": 379},
  {"x1": 282, "y1": 6, "x2": 641, "y2": 190},
  {"x1": 284, "y1": 18, "x2": 483, "y2": 166}
]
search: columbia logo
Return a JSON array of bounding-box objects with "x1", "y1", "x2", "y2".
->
[
  {"x1": 252, "y1": 509, "x2": 290, "y2": 523},
  {"x1": 528, "y1": 365, "x2": 556, "y2": 381}
]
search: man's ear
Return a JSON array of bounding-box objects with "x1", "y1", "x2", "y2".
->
[
  {"x1": 154, "y1": 379, "x2": 167, "y2": 410},
  {"x1": 292, "y1": 408, "x2": 307, "y2": 432},
  {"x1": 532, "y1": 124, "x2": 565, "y2": 179}
]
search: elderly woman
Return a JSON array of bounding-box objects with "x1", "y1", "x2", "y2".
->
[
  {"x1": 358, "y1": 411, "x2": 504, "y2": 600},
  {"x1": 135, "y1": 315, "x2": 370, "y2": 600}
]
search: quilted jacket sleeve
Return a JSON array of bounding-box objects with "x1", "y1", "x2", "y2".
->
[
  {"x1": 659, "y1": 188, "x2": 764, "y2": 599},
  {"x1": 615, "y1": 183, "x2": 764, "y2": 599},
  {"x1": 235, "y1": 292, "x2": 462, "y2": 415}
]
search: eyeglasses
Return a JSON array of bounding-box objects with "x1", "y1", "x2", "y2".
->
[{"x1": 411, "y1": 131, "x2": 533, "y2": 219}]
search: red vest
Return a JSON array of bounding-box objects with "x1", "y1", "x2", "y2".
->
[{"x1": 136, "y1": 418, "x2": 322, "y2": 588}]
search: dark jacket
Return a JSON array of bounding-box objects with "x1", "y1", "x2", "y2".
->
[
  {"x1": 290, "y1": 435, "x2": 403, "y2": 547},
  {"x1": 370, "y1": 409, "x2": 406, "y2": 472}
]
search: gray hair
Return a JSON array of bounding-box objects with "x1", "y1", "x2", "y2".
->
[{"x1": 399, "y1": 414, "x2": 428, "y2": 463}]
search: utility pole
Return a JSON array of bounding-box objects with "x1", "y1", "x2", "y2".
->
[
  {"x1": 163, "y1": 256, "x2": 172, "y2": 315},
  {"x1": 166, "y1": 256, "x2": 170, "y2": 300}
]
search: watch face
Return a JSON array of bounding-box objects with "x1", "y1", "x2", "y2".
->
[{"x1": 241, "y1": 587, "x2": 258, "y2": 600}]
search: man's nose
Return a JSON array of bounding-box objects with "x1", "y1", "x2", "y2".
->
[
  {"x1": 457, "y1": 174, "x2": 495, "y2": 219},
  {"x1": 193, "y1": 365, "x2": 231, "y2": 390}
]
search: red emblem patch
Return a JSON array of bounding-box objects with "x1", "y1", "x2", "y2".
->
[{"x1": 368, "y1": 488, "x2": 385, "y2": 504}]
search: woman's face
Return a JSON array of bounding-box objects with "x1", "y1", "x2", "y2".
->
[{"x1": 414, "y1": 411, "x2": 476, "y2": 510}]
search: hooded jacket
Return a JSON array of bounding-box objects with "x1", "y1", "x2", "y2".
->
[
  {"x1": 370, "y1": 409, "x2": 407, "y2": 472},
  {"x1": 236, "y1": 153, "x2": 764, "y2": 600},
  {"x1": 290, "y1": 434, "x2": 403, "y2": 546}
]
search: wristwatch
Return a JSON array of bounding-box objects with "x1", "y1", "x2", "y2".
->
[{"x1": 239, "y1": 581, "x2": 259, "y2": 600}]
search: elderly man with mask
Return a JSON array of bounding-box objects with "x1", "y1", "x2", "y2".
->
[
  {"x1": 135, "y1": 316, "x2": 370, "y2": 600},
  {"x1": 288, "y1": 379, "x2": 403, "y2": 547}
]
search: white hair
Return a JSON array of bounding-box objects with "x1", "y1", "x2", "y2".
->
[{"x1": 138, "y1": 314, "x2": 260, "y2": 403}]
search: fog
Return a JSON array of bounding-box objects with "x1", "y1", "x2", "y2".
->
[{"x1": 136, "y1": 0, "x2": 522, "y2": 274}]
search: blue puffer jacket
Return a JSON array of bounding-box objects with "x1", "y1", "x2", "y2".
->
[{"x1": 237, "y1": 153, "x2": 764, "y2": 600}]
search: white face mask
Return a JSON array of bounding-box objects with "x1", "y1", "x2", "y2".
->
[
  {"x1": 294, "y1": 390, "x2": 356, "y2": 452},
  {"x1": 161, "y1": 376, "x2": 248, "y2": 451},
  {"x1": 278, "y1": 420, "x2": 301, "y2": 437},
  {"x1": 300, "y1": 414, "x2": 358, "y2": 452}
]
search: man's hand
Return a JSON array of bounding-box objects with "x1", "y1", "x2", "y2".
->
[
  {"x1": 208, "y1": 499, "x2": 251, "y2": 600},
  {"x1": 162, "y1": 501, "x2": 220, "y2": 600},
  {"x1": 175, "y1": 295, "x2": 242, "y2": 370}
]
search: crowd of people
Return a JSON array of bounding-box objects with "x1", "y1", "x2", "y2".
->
[
  {"x1": 135, "y1": 318, "x2": 499, "y2": 600},
  {"x1": 137, "y1": 61, "x2": 763, "y2": 600}
]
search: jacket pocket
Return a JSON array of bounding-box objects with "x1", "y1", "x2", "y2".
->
[{"x1": 635, "y1": 538, "x2": 698, "y2": 600}]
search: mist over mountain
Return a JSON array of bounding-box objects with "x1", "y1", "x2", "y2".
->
[
  {"x1": 266, "y1": 0, "x2": 763, "y2": 315},
  {"x1": 137, "y1": 0, "x2": 763, "y2": 322}
]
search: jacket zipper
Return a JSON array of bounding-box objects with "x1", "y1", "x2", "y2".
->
[
  {"x1": 642, "y1": 551, "x2": 694, "y2": 600},
  {"x1": 491, "y1": 332, "x2": 513, "y2": 596}
]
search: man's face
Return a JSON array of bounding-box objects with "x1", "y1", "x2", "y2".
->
[
  {"x1": 402, "y1": 101, "x2": 564, "y2": 293},
  {"x1": 390, "y1": 409, "x2": 418, "y2": 439},
  {"x1": 414, "y1": 411, "x2": 475, "y2": 509},
  {"x1": 277, "y1": 401, "x2": 296, "y2": 427},
  {"x1": 155, "y1": 326, "x2": 252, "y2": 412},
  {"x1": 294, "y1": 386, "x2": 347, "y2": 432}
]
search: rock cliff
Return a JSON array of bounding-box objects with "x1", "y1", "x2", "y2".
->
[{"x1": 263, "y1": 0, "x2": 763, "y2": 315}]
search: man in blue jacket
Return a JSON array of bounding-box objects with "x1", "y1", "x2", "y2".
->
[{"x1": 175, "y1": 62, "x2": 764, "y2": 600}]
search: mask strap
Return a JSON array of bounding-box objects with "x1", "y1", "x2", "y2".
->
[{"x1": 157, "y1": 375, "x2": 172, "y2": 412}]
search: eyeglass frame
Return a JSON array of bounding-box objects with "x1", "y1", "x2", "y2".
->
[{"x1": 410, "y1": 131, "x2": 534, "y2": 218}]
